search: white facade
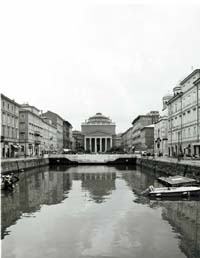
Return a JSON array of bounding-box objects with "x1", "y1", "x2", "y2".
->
[
  {"x1": 81, "y1": 113, "x2": 116, "y2": 153},
  {"x1": 19, "y1": 105, "x2": 57, "y2": 156},
  {"x1": 154, "y1": 116, "x2": 168, "y2": 156},
  {"x1": 167, "y1": 69, "x2": 200, "y2": 157}
]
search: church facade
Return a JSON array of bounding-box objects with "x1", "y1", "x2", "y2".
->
[{"x1": 81, "y1": 113, "x2": 116, "y2": 153}]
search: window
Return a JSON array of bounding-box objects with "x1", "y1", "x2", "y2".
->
[
  {"x1": 7, "y1": 126, "x2": 10, "y2": 137},
  {"x1": 194, "y1": 126, "x2": 196, "y2": 136},
  {"x1": 7, "y1": 103, "x2": 9, "y2": 110},
  {"x1": 20, "y1": 132, "x2": 25, "y2": 138},
  {"x1": 2, "y1": 125, "x2": 5, "y2": 136}
]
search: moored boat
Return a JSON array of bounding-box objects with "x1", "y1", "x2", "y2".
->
[
  {"x1": 1, "y1": 174, "x2": 19, "y2": 191},
  {"x1": 143, "y1": 185, "x2": 200, "y2": 198}
]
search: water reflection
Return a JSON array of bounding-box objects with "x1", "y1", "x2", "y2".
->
[{"x1": 1, "y1": 165, "x2": 200, "y2": 258}]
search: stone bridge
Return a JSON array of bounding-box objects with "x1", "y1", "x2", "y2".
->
[{"x1": 49, "y1": 154, "x2": 136, "y2": 165}]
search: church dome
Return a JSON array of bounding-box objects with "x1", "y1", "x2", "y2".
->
[{"x1": 87, "y1": 113, "x2": 113, "y2": 124}]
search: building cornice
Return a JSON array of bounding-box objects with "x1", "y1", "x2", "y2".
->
[
  {"x1": 180, "y1": 69, "x2": 200, "y2": 85},
  {"x1": 1, "y1": 93, "x2": 20, "y2": 107},
  {"x1": 194, "y1": 77, "x2": 200, "y2": 85},
  {"x1": 167, "y1": 92, "x2": 183, "y2": 105}
]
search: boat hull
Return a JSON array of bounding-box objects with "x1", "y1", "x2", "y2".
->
[{"x1": 149, "y1": 189, "x2": 200, "y2": 198}]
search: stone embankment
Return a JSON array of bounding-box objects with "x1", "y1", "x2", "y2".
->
[
  {"x1": 1, "y1": 154, "x2": 136, "y2": 174},
  {"x1": 1, "y1": 157, "x2": 49, "y2": 174},
  {"x1": 136, "y1": 157, "x2": 200, "y2": 181}
]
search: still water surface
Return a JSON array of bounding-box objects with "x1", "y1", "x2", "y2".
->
[{"x1": 1, "y1": 165, "x2": 200, "y2": 258}]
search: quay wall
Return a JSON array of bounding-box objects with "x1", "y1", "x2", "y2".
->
[
  {"x1": 1, "y1": 158, "x2": 49, "y2": 174},
  {"x1": 136, "y1": 158, "x2": 200, "y2": 181}
]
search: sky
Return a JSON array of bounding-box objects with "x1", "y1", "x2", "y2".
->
[{"x1": 1, "y1": 0, "x2": 200, "y2": 133}]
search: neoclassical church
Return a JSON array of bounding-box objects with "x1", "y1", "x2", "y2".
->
[{"x1": 81, "y1": 113, "x2": 116, "y2": 153}]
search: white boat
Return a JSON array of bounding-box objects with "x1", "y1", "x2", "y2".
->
[{"x1": 143, "y1": 185, "x2": 200, "y2": 198}]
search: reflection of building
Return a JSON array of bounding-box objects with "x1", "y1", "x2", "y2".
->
[
  {"x1": 132, "y1": 111, "x2": 159, "y2": 151},
  {"x1": 81, "y1": 113, "x2": 116, "y2": 153},
  {"x1": 1, "y1": 94, "x2": 20, "y2": 158},
  {"x1": 63, "y1": 121, "x2": 73, "y2": 149},
  {"x1": 162, "y1": 201, "x2": 200, "y2": 258},
  {"x1": 1, "y1": 169, "x2": 72, "y2": 238},
  {"x1": 167, "y1": 69, "x2": 200, "y2": 157},
  {"x1": 81, "y1": 172, "x2": 116, "y2": 203},
  {"x1": 72, "y1": 130, "x2": 84, "y2": 151}
]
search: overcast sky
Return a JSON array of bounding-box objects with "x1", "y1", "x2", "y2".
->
[{"x1": 1, "y1": 0, "x2": 200, "y2": 133}]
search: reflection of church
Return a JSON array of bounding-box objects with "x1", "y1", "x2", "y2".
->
[
  {"x1": 81, "y1": 172, "x2": 116, "y2": 203},
  {"x1": 81, "y1": 113, "x2": 116, "y2": 153}
]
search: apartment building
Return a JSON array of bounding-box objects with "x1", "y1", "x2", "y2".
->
[
  {"x1": 140, "y1": 125, "x2": 154, "y2": 153},
  {"x1": 72, "y1": 130, "x2": 84, "y2": 152},
  {"x1": 42, "y1": 111, "x2": 64, "y2": 153},
  {"x1": 63, "y1": 120, "x2": 73, "y2": 150},
  {"x1": 121, "y1": 127, "x2": 133, "y2": 152},
  {"x1": 1, "y1": 94, "x2": 20, "y2": 158},
  {"x1": 42, "y1": 117, "x2": 57, "y2": 153},
  {"x1": 19, "y1": 104, "x2": 57, "y2": 156},
  {"x1": 132, "y1": 111, "x2": 159, "y2": 151},
  {"x1": 167, "y1": 69, "x2": 200, "y2": 157},
  {"x1": 154, "y1": 95, "x2": 172, "y2": 156}
]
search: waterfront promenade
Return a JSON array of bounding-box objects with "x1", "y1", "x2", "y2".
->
[{"x1": 142, "y1": 156, "x2": 200, "y2": 167}]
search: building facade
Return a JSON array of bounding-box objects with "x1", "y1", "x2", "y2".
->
[
  {"x1": 19, "y1": 104, "x2": 57, "y2": 156},
  {"x1": 154, "y1": 95, "x2": 172, "y2": 156},
  {"x1": 81, "y1": 113, "x2": 116, "y2": 153},
  {"x1": 167, "y1": 69, "x2": 200, "y2": 157},
  {"x1": 63, "y1": 120, "x2": 73, "y2": 150},
  {"x1": 132, "y1": 111, "x2": 159, "y2": 151},
  {"x1": 72, "y1": 130, "x2": 84, "y2": 152},
  {"x1": 42, "y1": 117, "x2": 57, "y2": 153},
  {"x1": 121, "y1": 127, "x2": 133, "y2": 152},
  {"x1": 114, "y1": 133, "x2": 122, "y2": 148},
  {"x1": 1, "y1": 94, "x2": 20, "y2": 158},
  {"x1": 42, "y1": 111, "x2": 64, "y2": 153},
  {"x1": 140, "y1": 125, "x2": 154, "y2": 153},
  {"x1": 19, "y1": 104, "x2": 43, "y2": 156}
]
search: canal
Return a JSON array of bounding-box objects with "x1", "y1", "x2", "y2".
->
[{"x1": 1, "y1": 165, "x2": 200, "y2": 258}]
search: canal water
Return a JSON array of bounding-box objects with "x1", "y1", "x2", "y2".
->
[{"x1": 1, "y1": 165, "x2": 200, "y2": 258}]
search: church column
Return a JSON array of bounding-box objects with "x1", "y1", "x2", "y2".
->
[
  {"x1": 84, "y1": 137, "x2": 87, "y2": 151},
  {"x1": 100, "y1": 137, "x2": 102, "y2": 153},
  {"x1": 110, "y1": 137, "x2": 113, "y2": 148},
  {"x1": 89, "y1": 137, "x2": 92, "y2": 152},
  {"x1": 105, "y1": 137, "x2": 107, "y2": 152},
  {"x1": 95, "y1": 138, "x2": 97, "y2": 153}
]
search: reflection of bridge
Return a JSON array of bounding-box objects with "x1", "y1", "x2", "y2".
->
[{"x1": 49, "y1": 154, "x2": 136, "y2": 165}]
